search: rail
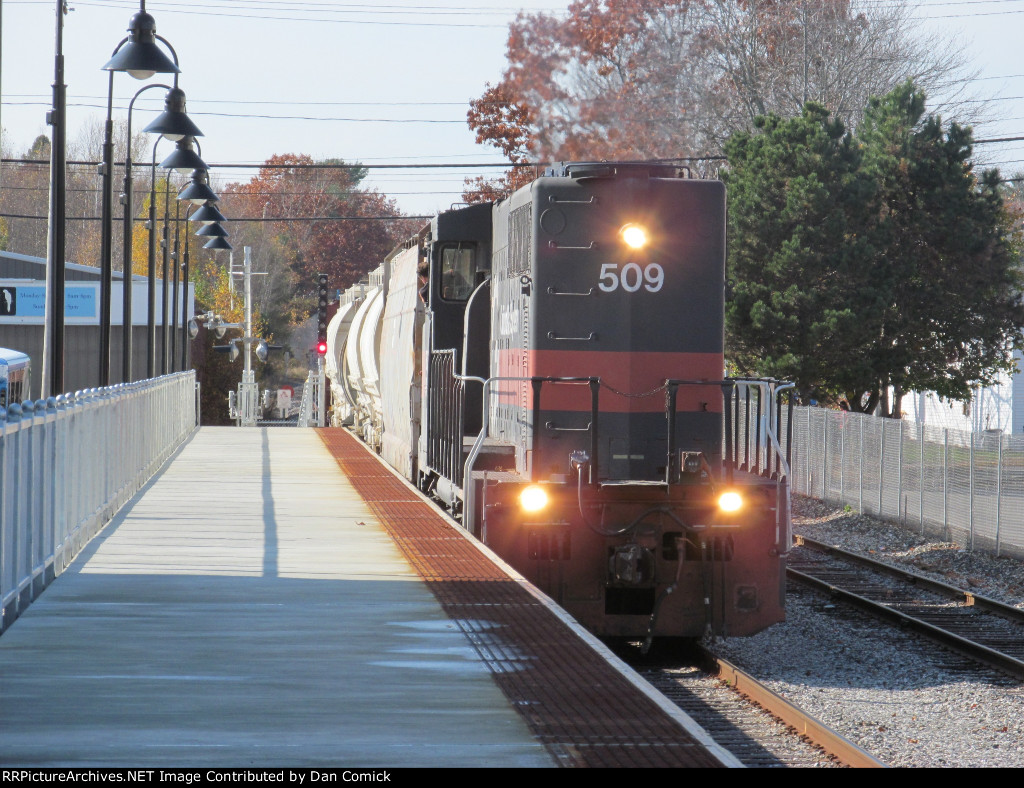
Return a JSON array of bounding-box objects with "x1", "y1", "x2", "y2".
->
[{"x1": 0, "y1": 372, "x2": 197, "y2": 631}]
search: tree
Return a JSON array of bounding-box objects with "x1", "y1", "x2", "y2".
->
[
  {"x1": 724, "y1": 83, "x2": 1024, "y2": 416},
  {"x1": 466, "y1": 0, "x2": 973, "y2": 200},
  {"x1": 217, "y1": 155, "x2": 418, "y2": 355},
  {"x1": 850, "y1": 83, "x2": 1024, "y2": 416},
  {"x1": 723, "y1": 103, "x2": 872, "y2": 402}
]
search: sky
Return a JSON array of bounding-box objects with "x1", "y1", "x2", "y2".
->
[{"x1": 1, "y1": 0, "x2": 1023, "y2": 221}]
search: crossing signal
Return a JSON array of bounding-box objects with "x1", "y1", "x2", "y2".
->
[{"x1": 317, "y1": 273, "x2": 329, "y2": 347}]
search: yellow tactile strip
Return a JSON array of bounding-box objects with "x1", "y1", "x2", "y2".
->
[{"x1": 317, "y1": 428, "x2": 724, "y2": 768}]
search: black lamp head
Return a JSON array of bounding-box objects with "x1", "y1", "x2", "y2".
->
[
  {"x1": 196, "y1": 222, "x2": 229, "y2": 238},
  {"x1": 190, "y1": 203, "x2": 227, "y2": 225},
  {"x1": 178, "y1": 170, "x2": 219, "y2": 205},
  {"x1": 203, "y1": 236, "x2": 234, "y2": 251},
  {"x1": 160, "y1": 136, "x2": 207, "y2": 175},
  {"x1": 102, "y1": 11, "x2": 180, "y2": 80},
  {"x1": 143, "y1": 87, "x2": 203, "y2": 141}
]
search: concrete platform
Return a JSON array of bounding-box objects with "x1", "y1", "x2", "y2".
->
[{"x1": 0, "y1": 427, "x2": 556, "y2": 767}]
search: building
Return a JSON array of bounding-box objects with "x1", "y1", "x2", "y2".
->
[{"x1": 0, "y1": 250, "x2": 193, "y2": 397}]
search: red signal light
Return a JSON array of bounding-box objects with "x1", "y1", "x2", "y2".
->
[{"x1": 316, "y1": 341, "x2": 328, "y2": 356}]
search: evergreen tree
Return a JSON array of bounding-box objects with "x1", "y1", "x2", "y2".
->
[
  {"x1": 723, "y1": 103, "x2": 873, "y2": 402},
  {"x1": 724, "y1": 83, "x2": 1024, "y2": 414}
]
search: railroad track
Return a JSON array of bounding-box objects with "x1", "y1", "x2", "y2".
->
[
  {"x1": 789, "y1": 534, "x2": 1024, "y2": 680},
  {"x1": 631, "y1": 643, "x2": 886, "y2": 768}
]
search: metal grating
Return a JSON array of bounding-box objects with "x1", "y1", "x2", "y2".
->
[{"x1": 317, "y1": 428, "x2": 725, "y2": 768}]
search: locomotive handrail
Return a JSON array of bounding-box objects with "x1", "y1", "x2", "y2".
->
[
  {"x1": 721, "y1": 377, "x2": 796, "y2": 552},
  {"x1": 546, "y1": 195, "x2": 597, "y2": 204},
  {"x1": 463, "y1": 375, "x2": 599, "y2": 537},
  {"x1": 546, "y1": 241, "x2": 596, "y2": 251},
  {"x1": 547, "y1": 332, "x2": 596, "y2": 341},
  {"x1": 546, "y1": 286, "x2": 594, "y2": 297},
  {"x1": 545, "y1": 421, "x2": 593, "y2": 432}
]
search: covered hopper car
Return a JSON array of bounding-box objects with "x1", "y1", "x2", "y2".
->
[{"x1": 326, "y1": 162, "x2": 793, "y2": 642}]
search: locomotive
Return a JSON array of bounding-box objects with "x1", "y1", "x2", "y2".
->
[{"x1": 326, "y1": 162, "x2": 793, "y2": 642}]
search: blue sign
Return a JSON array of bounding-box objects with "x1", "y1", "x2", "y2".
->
[{"x1": 0, "y1": 282, "x2": 99, "y2": 323}]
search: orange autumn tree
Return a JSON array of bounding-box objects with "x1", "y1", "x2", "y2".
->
[
  {"x1": 466, "y1": 0, "x2": 972, "y2": 201},
  {"x1": 220, "y1": 154, "x2": 417, "y2": 295}
]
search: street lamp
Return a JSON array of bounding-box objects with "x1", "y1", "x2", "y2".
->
[
  {"x1": 100, "y1": 2, "x2": 180, "y2": 387},
  {"x1": 178, "y1": 168, "x2": 218, "y2": 205},
  {"x1": 150, "y1": 144, "x2": 208, "y2": 376},
  {"x1": 121, "y1": 83, "x2": 202, "y2": 383}
]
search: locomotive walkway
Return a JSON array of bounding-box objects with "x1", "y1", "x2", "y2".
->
[{"x1": 0, "y1": 427, "x2": 734, "y2": 768}]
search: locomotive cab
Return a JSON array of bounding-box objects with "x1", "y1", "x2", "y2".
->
[{"x1": 416, "y1": 203, "x2": 498, "y2": 505}]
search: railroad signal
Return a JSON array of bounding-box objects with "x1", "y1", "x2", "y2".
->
[{"x1": 317, "y1": 273, "x2": 329, "y2": 347}]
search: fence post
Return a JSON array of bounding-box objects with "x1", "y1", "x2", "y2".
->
[
  {"x1": 897, "y1": 419, "x2": 904, "y2": 525},
  {"x1": 859, "y1": 414, "x2": 864, "y2": 514},
  {"x1": 840, "y1": 413, "x2": 846, "y2": 505},
  {"x1": 822, "y1": 411, "x2": 829, "y2": 503},
  {"x1": 943, "y1": 428, "x2": 949, "y2": 540},
  {"x1": 969, "y1": 431, "x2": 975, "y2": 551},
  {"x1": 806, "y1": 407, "x2": 812, "y2": 495},
  {"x1": 996, "y1": 434, "x2": 1003, "y2": 557},
  {"x1": 920, "y1": 422, "x2": 925, "y2": 535},
  {"x1": 878, "y1": 417, "x2": 885, "y2": 516}
]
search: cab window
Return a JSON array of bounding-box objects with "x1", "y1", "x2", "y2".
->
[{"x1": 440, "y1": 244, "x2": 475, "y2": 302}]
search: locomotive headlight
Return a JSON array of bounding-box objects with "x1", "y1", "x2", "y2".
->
[
  {"x1": 520, "y1": 485, "x2": 550, "y2": 513},
  {"x1": 717, "y1": 491, "x2": 743, "y2": 513},
  {"x1": 620, "y1": 223, "x2": 649, "y2": 249}
]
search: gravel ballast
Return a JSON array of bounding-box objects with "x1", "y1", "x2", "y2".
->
[{"x1": 711, "y1": 496, "x2": 1024, "y2": 768}]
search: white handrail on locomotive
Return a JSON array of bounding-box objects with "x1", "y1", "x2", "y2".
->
[
  {"x1": 726, "y1": 378, "x2": 796, "y2": 552},
  {"x1": 0, "y1": 348, "x2": 31, "y2": 410}
]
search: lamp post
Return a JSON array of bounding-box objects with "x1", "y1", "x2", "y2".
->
[
  {"x1": 145, "y1": 137, "x2": 165, "y2": 378},
  {"x1": 179, "y1": 204, "x2": 227, "y2": 372},
  {"x1": 170, "y1": 199, "x2": 182, "y2": 371},
  {"x1": 160, "y1": 175, "x2": 172, "y2": 375},
  {"x1": 122, "y1": 83, "x2": 202, "y2": 383},
  {"x1": 148, "y1": 142, "x2": 201, "y2": 376},
  {"x1": 122, "y1": 83, "x2": 168, "y2": 384},
  {"x1": 100, "y1": 2, "x2": 180, "y2": 386},
  {"x1": 43, "y1": 0, "x2": 68, "y2": 397},
  {"x1": 178, "y1": 168, "x2": 218, "y2": 371}
]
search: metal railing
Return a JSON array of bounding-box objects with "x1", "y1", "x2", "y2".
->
[
  {"x1": 297, "y1": 364, "x2": 325, "y2": 428},
  {"x1": 428, "y1": 350, "x2": 465, "y2": 488},
  {"x1": 788, "y1": 406, "x2": 1024, "y2": 559},
  {"x1": 0, "y1": 372, "x2": 198, "y2": 631}
]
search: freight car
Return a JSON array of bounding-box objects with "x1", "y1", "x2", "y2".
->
[{"x1": 326, "y1": 162, "x2": 793, "y2": 642}]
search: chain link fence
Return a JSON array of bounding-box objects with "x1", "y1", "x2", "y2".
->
[{"x1": 787, "y1": 406, "x2": 1024, "y2": 559}]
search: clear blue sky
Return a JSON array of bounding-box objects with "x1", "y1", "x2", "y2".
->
[{"x1": 2, "y1": 0, "x2": 1023, "y2": 219}]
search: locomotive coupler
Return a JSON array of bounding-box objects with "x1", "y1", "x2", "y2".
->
[{"x1": 608, "y1": 543, "x2": 655, "y2": 586}]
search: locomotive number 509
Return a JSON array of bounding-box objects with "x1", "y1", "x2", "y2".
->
[{"x1": 598, "y1": 262, "x2": 665, "y2": 293}]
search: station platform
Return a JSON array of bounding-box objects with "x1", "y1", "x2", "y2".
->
[{"x1": 0, "y1": 427, "x2": 735, "y2": 768}]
